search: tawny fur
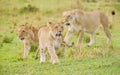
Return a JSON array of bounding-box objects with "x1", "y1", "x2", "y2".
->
[
  {"x1": 37, "y1": 22, "x2": 64, "y2": 64},
  {"x1": 18, "y1": 24, "x2": 40, "y2": 59},
  {"x1": 63, "y1": 9, "x2": 114, "y2": 47}
]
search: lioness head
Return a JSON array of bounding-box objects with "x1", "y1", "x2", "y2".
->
[
  {"x1": 47, "y1": 22, "x2": 64, "y2": 38},
  {"x1": 63, "y1": 9, "x2": 83, "y2": 26},
  {"x1": 63, "y1": 11, "x2": 73, "y2": 26},
  {"x1": 18, "y1": 24, "x2": 34, "y2": 40}
]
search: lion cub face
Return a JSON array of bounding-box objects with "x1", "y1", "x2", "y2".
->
[
  {"x1": 48, "y1": 22, "x2": 64, "y2": 38},
  {"x1": 18, "y1": 25, "x2": 30, "y2": 40}
]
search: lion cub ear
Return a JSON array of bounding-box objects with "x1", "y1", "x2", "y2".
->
[
  {"x1": 47, "y1": 21, "x2": 52, "y2": 26},
  {"x1": 47, "y1": 21, "x2": 53, "y2": 29}
]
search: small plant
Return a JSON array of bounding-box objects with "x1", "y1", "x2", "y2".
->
[
  {"x1": 0, "y1": 43, "x2": 3, "y2": 49},
  {"x1": 2, "y1": 36, "x2": 13, "y2": 43},
  {"x1": 30, "y1": 45, "x2": 38, "y2": 52},
  {"x1": 17, "y1": 53, "x2": 24, "y2": 61},
  {"x1": 117, "y1": 0, "x2": 120, "y2": 2},
  {"x1": 109, "y1": 24, "x2": 113, "y2": 29},
  {"x1": 20, "y1": 4, "x2": 39, "y2": 13},
  {"x1": 83, "y1": 0, "x2": 98, "y2": 2},
  {"x1": 84, "y1": 35, "x2": 90, "y2": 43},
  {"x1": 96, "y1": 32, "x2": 99, "y2": 35}
]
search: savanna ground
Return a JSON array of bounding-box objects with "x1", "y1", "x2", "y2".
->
[{"x1": 0, "y1": 0, "x2": 120, "y2": 75}]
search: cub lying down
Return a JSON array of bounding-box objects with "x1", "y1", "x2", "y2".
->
[{"x1": 37, "y1": 22, "x2": 65, "y2": 64}]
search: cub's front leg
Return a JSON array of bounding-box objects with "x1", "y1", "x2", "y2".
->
[
  {"x1": 40, "y1": 48, "x2": 46, "y2": 64},
  {"x1": 23, "y1": 41, "x2": 31, "y2": 59},
  {"x1": 47, "y1": 45, "x2": 59, "y2": 64}
]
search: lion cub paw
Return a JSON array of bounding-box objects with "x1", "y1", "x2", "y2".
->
[{"x1": 52, "y1": 59, "x2": 59, "y2": 64}]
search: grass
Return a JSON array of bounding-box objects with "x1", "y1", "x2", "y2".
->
[
  {"x1": 0, "y1": 56, "x2": 120, "y2": 75},
  {"x1": 0, "y1": 0, "x2": 120, "y2": 75}
]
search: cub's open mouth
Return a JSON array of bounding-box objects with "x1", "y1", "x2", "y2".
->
[{"x1": 56, "y1": 33, "x2": 62, "y2": 37}]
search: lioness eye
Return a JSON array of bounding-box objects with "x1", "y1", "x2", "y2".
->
[{"x1": 67, "y1": 15, "x2": 70, "y2": 18}]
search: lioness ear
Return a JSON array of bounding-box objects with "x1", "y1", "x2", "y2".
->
[
  {"x1": 63, "y1": 11, "x2": 67, "y2": 17},
  {"x1": 63, "y1": 11, "x2": 70, "y2": 17},
  {"x1": 63, "y1": 10, "x2": 73, "y2": 16},
  {"x1": 18, "y1": 25, "x2": 25, "y2": 29}
]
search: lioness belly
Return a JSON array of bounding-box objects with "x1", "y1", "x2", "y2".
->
[{"x1": 84, "y1": 13, "x2": 101, "y2": 33}]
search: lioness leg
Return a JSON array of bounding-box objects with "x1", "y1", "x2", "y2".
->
[
  {"x1": 87, "y1": 33, "x2": 95, "y2": 46},
  {"x1": 100, "y1": 13, "x2": 112, "y2": 44},
  {"x1": 47, "y1": 46, "x2": 59, "y2": 64},
  {"x1": 64, "y1": 28, "x2": 74, "y2": 46},
  {"x1": 103, "y1": 27, "x2": 112, "y2": 44},
  {"x1": 76, "y1": 30, "x2": 84, "y2": 48},
  {"x1": 40, "y1": 48, "x2": 46, "y2": 63},
  {"x1": 23, "y1": 41, "x2": 31, "y2": 59}
]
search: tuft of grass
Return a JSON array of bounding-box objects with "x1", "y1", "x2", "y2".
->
[
  {"x1": 30, "y1": 45, "x2": 38, "y2": 52},
  {"x1": 0, "y1": 43, "x2": 3, "y2": 49},
  {"x1": 84, "y1": 35, "x2": 90, "y2": 43},
  {"x1": 96, "y1": 32, "x2": 100, "y2": 35},
  {"x1": 110, "y1": 24, "x2": 113, "y2": 29},
  {"x1": 83, "y1": 0, "x2": 98, "y2": 3},
  {"x1": 17, "y1": 53, "x2": 24, "y2": 61},
  {"x1": 113, "y1": 3, "x2": 120, "y2": 11},
  {"x1": 2, "y1": 36, "x2": 13, "y2": 43},
  {"x1": 19, "y1": 4, "x2": 39, "y2": 13}
]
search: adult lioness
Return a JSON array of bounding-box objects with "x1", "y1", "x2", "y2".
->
[
  {"x1": 63, "y1": 9, "x2": 115, "y2": 47},
  {"x1": 18, "y1": 23, "x2": 39, "y2": 59},
  {"x1": 37, "y1": 22, "x2": 64, "y2": 64}
]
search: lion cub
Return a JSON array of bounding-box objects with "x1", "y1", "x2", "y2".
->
[
  {"x1": 37, "y1": 22, "x2": 64, "y2": 64},
  {"x1": 18, "y1": 23, "x2": 39, "y2": 59}
]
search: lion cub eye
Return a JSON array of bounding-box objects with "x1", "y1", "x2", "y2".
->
[
  {"x1": 22, "y1": 30, "x2": 25, "y2": 32},
  {"x1": 55, "y1": 26, "x2": 58, "y2": 29},
  {"x1": 61, "y1": 26, "x2": 63, "y2": 28}
]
